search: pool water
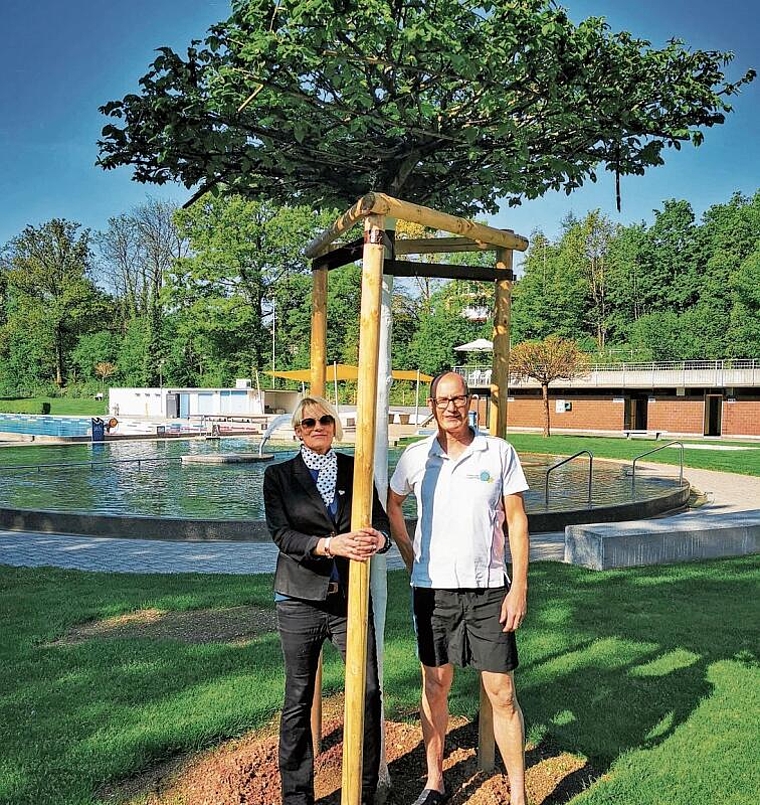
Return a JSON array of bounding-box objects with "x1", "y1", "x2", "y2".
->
[
  {"x1": 0, "y1": 438, "x2": 681, "y2": 520},
  {"x1": 0, "y1": 414, "x2": 93, "y2": 437}
]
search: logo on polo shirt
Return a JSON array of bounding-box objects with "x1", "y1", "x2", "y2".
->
[{"x1": 466, "y1": 470, "x2": 494, "y2": 483}]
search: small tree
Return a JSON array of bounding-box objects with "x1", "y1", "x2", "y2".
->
[
  {"x1": 510, "y1": 336, "x2": 589, "y2": 437},
  {"x1": 94, "y1": 361, "x2": 118, "y2": 384}
]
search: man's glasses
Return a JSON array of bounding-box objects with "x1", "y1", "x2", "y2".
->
[
  {"x1": 432, "y1": 395, "x2": 469, "y2": 409},
  {"x1": 299, "y1": 414, "x2": 335, "y2": 429}
]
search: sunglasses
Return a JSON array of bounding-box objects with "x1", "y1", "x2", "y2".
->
[{"x1": 299, "y1": 414, "x2": 335, "y2": 429}]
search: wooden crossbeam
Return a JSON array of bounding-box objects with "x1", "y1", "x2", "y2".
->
[
  {"x1": 383, "y1": 259, "x2": 514, "y2": 282},
  {"x1": 393, "y1": 237, "x2": 495, "y2": 255}
]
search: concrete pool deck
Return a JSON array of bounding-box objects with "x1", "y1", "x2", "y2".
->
[{"x1": 0, "y1": 465, "x2": 757, "y2": 575}]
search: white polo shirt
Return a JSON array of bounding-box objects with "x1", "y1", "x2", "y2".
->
[{"x1": 390, "y1": 431, "x2": 529, "y2": 589}]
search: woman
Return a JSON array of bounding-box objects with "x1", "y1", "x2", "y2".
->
[{"x1": 263, "y1": 396, "x2": 392, "y2": 805}]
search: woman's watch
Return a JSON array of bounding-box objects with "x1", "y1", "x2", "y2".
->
[
  {"x1": 377, "y1": 531, "x2": 392, "y2": 554},
  {"x1": 323, "y1": 536, "x2": 333, "y2": 558}
]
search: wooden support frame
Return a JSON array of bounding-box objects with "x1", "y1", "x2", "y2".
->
[{"x1": 301, "y1": 193, "x2": 528, "y2": 805}]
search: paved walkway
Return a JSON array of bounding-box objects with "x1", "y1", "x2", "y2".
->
[
  {"x1": 0, "y1": 466, "x2": 756, "y2": 575},
  {"x1": 0, "y1": 531, "x2": 566, "y2": 574}
]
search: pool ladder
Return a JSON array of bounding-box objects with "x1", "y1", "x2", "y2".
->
[
  {"x1": 631, "y1": 441, "x2": 684, "y2": 494},
  {"x1": 544, "y1": 450, "x2": 593, "y2": 508}
]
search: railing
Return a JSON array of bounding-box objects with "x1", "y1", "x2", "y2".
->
[
  {"x1": 456, "y1": 359, "x2": 760, "y2": 389},
  {"x1": 631, "y1": 441, "x2": 684, "y2": 495},
  {"x1": 1, "y1": 456, "x2": 181, "y2": 474},
  {"x1": 544, "y1": 450, "x2": 593, "y2": 508}
]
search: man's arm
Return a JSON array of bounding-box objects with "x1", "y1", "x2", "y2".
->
[
  {"x1": 387, "y1": 489, "x2": 414, "y2": 573},
  {"x1": 500, "y1": 491, "x2": 530, "y2": 632}
]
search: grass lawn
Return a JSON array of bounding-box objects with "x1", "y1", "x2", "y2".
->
[
  {"x1": 1, "y1": 557, "x2": 758, "y2": 804},
  {"x1": 0, "y1": 397, "x2": 107, "y2": 416},
  {"x1": 501, "y1": 432, "x2": 760, "y2": 477}
]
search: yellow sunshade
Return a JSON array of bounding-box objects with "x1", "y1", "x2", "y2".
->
[
  {"x1": 390, "y1": 369, "x2": 433, "y2": 382},
  {"x1": 265, "y1": 364, "x2": 432, "y2": 383}
]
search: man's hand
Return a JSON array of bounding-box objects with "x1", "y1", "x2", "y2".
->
[{"x1": 500, "y1": 585, "x2": 527, "y2": 632}]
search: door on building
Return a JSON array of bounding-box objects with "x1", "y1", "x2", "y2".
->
[
  {"x1": 165, "y1": 393, "x2": 180, "y2": 418},
  {"x1": 704, "y1": 394, "x2": 723, "y2": 436},
  {"x1": 624, "y1": 394, "x2": 648, "y2": 430},
  {"x1": 179, "y1": 394, "x2": 190, "y2": 418}
]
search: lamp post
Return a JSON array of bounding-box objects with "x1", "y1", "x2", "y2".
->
[{"x1": 271, "y1": 299, "x2": 276, "y2": 386}]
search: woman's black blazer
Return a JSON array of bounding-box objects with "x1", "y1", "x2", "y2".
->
[{"x1": 263, "y1": 451, "x2": 391, "y2": 601}]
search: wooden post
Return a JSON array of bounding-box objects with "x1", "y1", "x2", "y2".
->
[
  {"x1": 490, "y1": 246, "x2": 513, "y2": 437},
  {"x1": 477, "y1": 677, "x2": 496, "y2": 771},
  {"x1": 310, "y1": 267, "x2": 328, "y2": 396},
  {"x1": 310, "y1": 266, "x2": 328, "y2": 753},
  {"x1": 341, "y1": 214, "x2": 385, "y2": 805}
]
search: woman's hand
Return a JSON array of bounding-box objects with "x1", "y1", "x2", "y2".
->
[{"x1": 330, "y1": 527, "x2": 384, "y2": 561}]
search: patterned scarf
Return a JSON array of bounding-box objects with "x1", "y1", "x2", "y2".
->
[{"x1": 300, "y1": 444, "x2": 338, "y2": 508}]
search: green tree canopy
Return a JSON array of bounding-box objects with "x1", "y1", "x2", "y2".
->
[
  {"x1": 169, "y1": 195, "x2": 335, "y2": 384},
  {"x1": 0, "y1": 220, "x2": 106, "y2": 387},
  {"x1": 98, "y1": 0, "x2": 754, "y2": 216}
]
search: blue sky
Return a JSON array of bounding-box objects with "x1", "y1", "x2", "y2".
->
[{"x1": 1, "y1": 0, "x2": 757, "y2": 255}]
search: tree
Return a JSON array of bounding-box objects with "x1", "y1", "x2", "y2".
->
[
  {"x1": 728, "y1": 249, "x2": 760, "y2": 356},
  {"x1": 94, "y1": 361, "x2": 118, "y2": 384},
  {"x1": 98, "y1": 0, "x2": 754, "y2": 216},
  {"x1": 510, "y1": 336, "x2": 589, "y2": 437},
  {"x1": 693, "y1": 191, "x2": 760, "y2": 358},
  {"x1": 1, "y1": 220, "x2": 103, "y2": 387},
  {"x1": 605, "y1": 222, "x2": 648, "y2": 347},
  {"x1": 71, "y1": 331, "x2": 120, "y2": 382},
  {"x1": 96, "y1": 199, "x2": 189, "y2": 386},
  {"x1": 169, "y1": 195, "x2": 336, "y2": 384},
  {"x1": 409, "y1": 281, "x2": 482, "y2": 375},
  {"x1": 565, "y1": 211, "x2": 617, "y2": 352},
  {"x1": 511, "y1": 216, "x2": 611, "y2": 350}
]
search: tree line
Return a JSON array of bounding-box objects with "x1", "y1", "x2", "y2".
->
[
  {"x1": 512, "y1": 191, "x2": 760, "y2": 361},
  {"x1": 0, "y1": 189, "x2": 757, "y2": 399}
]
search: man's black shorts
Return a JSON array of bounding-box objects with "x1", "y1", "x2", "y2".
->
[{"x1": 412, "y1": 585, "x2": 518, "y2": 673}]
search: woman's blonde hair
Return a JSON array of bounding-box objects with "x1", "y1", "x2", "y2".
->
[{"x1": 291, "y1": 396, "x2": 344, "y2": 441}]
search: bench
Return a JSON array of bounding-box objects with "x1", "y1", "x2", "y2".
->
[
  {"x1": 624, "y1": 430, "x2": 665, "y2": 440},
  {"x1": 565, "y1": 513, "x2": 760, "y2": 570}
]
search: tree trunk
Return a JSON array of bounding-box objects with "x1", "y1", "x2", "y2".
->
[
  {"x1": 542, "y1": 382, "x2": 551, "y2": 438},
  {"x1": 55, "y1": 328, "x2": 64, "y2": 387}
]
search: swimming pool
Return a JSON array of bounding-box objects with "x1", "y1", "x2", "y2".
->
[
  {"x1": 0, "y1": 438, "x2": 685, "y2": 523},
  {"x1": 0, "y1": 413, "x2": 94, "y2": 438}
]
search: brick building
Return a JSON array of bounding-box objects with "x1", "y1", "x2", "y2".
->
[{"x1": 457, "y1": 360, "x2": 760, "y2": 438}]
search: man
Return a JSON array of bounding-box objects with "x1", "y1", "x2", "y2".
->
[{"x1": 387, "y1": 371, "x2": 530, "y2": 805}]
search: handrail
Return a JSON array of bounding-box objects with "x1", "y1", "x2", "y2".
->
[
  {"x1": 631, "y1": 441, "x2": 684, "y2": 494},
  {"x1": 544, "y1": 450, "x2": 593, "y2": 507},
  {"x1": 1, "y1": 456, "x2": 182, "y2": 474}
]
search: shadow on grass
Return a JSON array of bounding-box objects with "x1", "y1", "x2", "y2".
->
[{"x1": 383, "y1": 556, "x2": 758, "y2": 775}]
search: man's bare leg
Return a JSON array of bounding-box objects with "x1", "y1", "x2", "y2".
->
[
  {"x1": 419, "y1": 663, "x2": 454, "y2": 793},
  {"x1": 481, "y1": 670, "x2": 526, "y2": 805}
]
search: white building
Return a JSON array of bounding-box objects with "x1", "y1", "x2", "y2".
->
[{"x1": 108, "y1": 380, "x2": 300, "y2": 420}]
